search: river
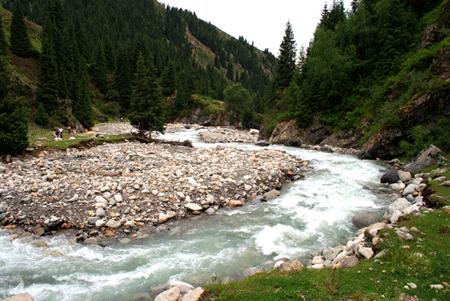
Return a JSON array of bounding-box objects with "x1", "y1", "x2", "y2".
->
[{"x1": 0, "y1": 128, "x2": 393, "y2": 301}]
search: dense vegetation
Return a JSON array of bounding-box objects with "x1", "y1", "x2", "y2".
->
[{"x1": 267, "y1": 0, "x2": 449, "y2": 156}]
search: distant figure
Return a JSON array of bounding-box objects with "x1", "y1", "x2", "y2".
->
[{"x1": 54, "y1": 128, "x2": 64, "y2": 141}]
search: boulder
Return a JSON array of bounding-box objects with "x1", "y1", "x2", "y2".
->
[
  {"x1": 352, "y1": 211, "x2": 383, "y2": 229},
  {"x1": 390, "y1": 210, "x2": 402, "y2": 223},
  {"x1": 405, "y1": 145, "x2": 443, "y2": 172},
  {"x1": 381, "y1": 171, "x2": 400, "y2": 184},
  {"x1": 366, "y1": 222, "x2": 387, "y2": 237},
  {"x1": 229, "y1": 200, "x2": 244, "y2": 208},
  {"x1": 1, "y1": 294, "x2": 35, "y2": 301},
  {"x1": 398, "y1": 170, "x2": 412, "y2": 182},
  {"x1": 311, "y1": 256, "x2": 324, "y2": 265},
  {"x1": 402, "y1": 184, "x2": 417, "y2": 196},
  {"x1": 154, "y1": 287, "x2": 181, "y2": 301},
  {"x1": 279, "y1": 260, "x2": 304, "y2": 272},
  {"x1": 388, "y1": 198, "x2": 411, "y2": 214},
  {"x1": 357, "y1": 247, "x2": 374, "y2": 259},
  {"x1": 263, "y1": 190, "x2": 281, "y2": 201},
  {"x1": 167, "y1": 280, "x2": 195, "y2": 294},
  {"x1": 390, "y1": 182, "x2": 406, "y2": 191},
  {"x1": 340, "y1": 255, "x2": 359, "y2": 268},
  {"x1": 181, "y1": 288, "x2": 205, "y2": 301}
]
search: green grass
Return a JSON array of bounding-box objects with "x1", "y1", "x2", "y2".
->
[
  {"x1": 28, "y1": 123, "x2": 131, "y2": 150},
  {"x1": 206, "y1": 210, "x2": 450, "y2": 301}
]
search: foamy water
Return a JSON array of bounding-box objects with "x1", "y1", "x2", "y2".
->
[{"x1": 0, "y1": 128, "x2": 393, "y2": 301}]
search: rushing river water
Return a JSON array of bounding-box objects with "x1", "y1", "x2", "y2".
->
[{"x1": 0, "y1": 128, "x2": 394, "y2": 301}]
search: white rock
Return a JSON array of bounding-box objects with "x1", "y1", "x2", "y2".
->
[
  {"x1": 96, "y1": 208, "x2": 106, "y2": 218},
  {"x1": 430, "y1": 284, "x2": 443, "y2": 289},
  {"x1": 185, "y1": 203, "x2": 202, "y2": 211},
  {"x1": 389, "y1": 198, "x2": 411, "y2": 213},
  {"x1": 106, "y1": 220, "x2": 121, "y2": 229},
  {"x1": 94, "y1": 196, "x2": 108, "y2": 205},
  {"x1": 402, "y1": 204, "x2": 419, "y2": 215},
  {"x1": 154, "y1": 287, "x2": 181, "y2": 301},
  {"x1": 390, "y1": 210, "x2": 402, "y2": 223},
  {"x1": 358, "y1": 247, "x2": 374, "y2": 259},
  {"x1": 311, "y1": 256, "x2": 324, "y2": 265},
  {"x1": 181, "y1": 287, "x2": 205, "y2": 301},
  {"x1": 113, "y1": 194, "x2": 123, "y2": 203},
  {"x1": 167, "y1": 279, "x2": 194, "y2": 294},
  {"x1": 95, "y1": 219, "x2": 105, "y2": 227},
  {"x1": 390, "y1": 182, "x2": 406, "y2": 192}
]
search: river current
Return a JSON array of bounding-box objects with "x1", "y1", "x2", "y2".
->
[{"x1": 0, "y1": 128, "x2": 393, "y2": 301}]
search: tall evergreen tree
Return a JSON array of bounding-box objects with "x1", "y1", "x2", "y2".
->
[
  {"x1": 0, "y1": 44, "x2": 28, "y2": 155},
  {"x1": 129, "y1": 53, "x2": 165, "y2": 137},
  {"x1": 10, "y1": 5, "x2": 34, "y2": 57},
  {"x1": 0, "y1": 15, "x2": 7, "y2": 54},
  {"x1": 161, "y1": 63, "x2": 176, "y2": 97},
  {"x1": 274, "y1": 22, "x2": 297, "y2": 92},
  {"x1": 92, "y1": 46, "x2": 108, "y2": 94},
  {"x1": 36, "y1": 18, "x2": 58, "y2": 119}
]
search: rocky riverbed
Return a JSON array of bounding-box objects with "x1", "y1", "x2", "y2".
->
[{"x1": 0, "y1": 141, "x2": 307, "y2": 244}]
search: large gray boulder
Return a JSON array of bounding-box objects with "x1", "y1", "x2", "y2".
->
[
  {"x1": 352, "y1": 211, "x2": 383, "y2": 229},
  {"x1": 405, "y1": 145, "x2": 443, "y2": 172}
]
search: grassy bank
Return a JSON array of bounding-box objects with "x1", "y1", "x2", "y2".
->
[
  {"x1": 205, "y1": 164, "x2": 450, "y2": 301},
  {"x1": 28, "y1": 124, "x2": 131, "y2": 150}
]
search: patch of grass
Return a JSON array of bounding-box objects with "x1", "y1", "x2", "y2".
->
[
  {"x1": 45, "y1": 133, "x2": 131, "y2": 150},
  {"x1": 206, "y1": 211, "x2": 450, "y2": 301}
]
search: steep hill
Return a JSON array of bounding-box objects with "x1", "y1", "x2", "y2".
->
[{"x1": 268, "y1": 0, "x2": 449, "y2": 160}]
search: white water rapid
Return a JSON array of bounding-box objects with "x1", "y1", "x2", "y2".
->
[{"x1": 0, "y1": 128, "x2": 393, "y2": 301}]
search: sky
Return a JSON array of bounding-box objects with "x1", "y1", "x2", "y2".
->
[{"x1": 158, "y1": 0, "x2": 351, "y2": 55}]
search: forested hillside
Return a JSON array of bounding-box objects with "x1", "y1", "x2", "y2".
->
[
  {"x1": 267, "y1": 0, "x2": 449, "y2": 159},
  {"x1": 0, "y1": 0, "x2": 275, "y2": 152}
]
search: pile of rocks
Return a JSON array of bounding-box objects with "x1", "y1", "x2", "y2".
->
[
  {"x1": 199, "y1": 127, "x2": 260, "y2": 143},
  {"x1": 0, "y1": 142, "x2": 306, "y2": 243},
  {"x1": 274, "y1": 165, "x2": 444, "y2": 271},
  {"x1": 302, "y1": 144, "x2": 361, "y2": 156}
]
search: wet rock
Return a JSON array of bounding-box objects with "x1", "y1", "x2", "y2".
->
[
  {"x1": 229, "y1": 200, "x2": 244, "y2": 208},
  {"x1": 84, "y1": 237, "x2": 98, "y2": 245},
  {"x1": 0, "y1": 293, "x2": 35, "y2": 301},
  {"x1": 167, "y1": 280, "x2": 195, "y2": 294},
  {"x1": 352, "y1": 211, "x2": 382, "y2": 229},
  {"x1": 205, "y1": 208, "x2": 216, "y2": 215},
  {"x1": 154, "y1": 287, "x2": 181, "y2": 301},
  {"x1": 263, "y1": 190, "x2": 281, "y2": 201},
  {"x1": 381, "y1": 171, "x2": 400, "y2": 184},
  {"x1": 181, "y1": 288, "x2": 205, "y2": 301}
]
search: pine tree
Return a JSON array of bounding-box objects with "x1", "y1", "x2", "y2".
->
[
  {"x1": 274, "y1": 22, "x2": 297, "y2": 92},
  {"x1": 92, "y1": 46, "x2": 108, "y2": 94},
  {"x1": 72, "y1": 58, "x2": 93, "y2": 128},
  {"x1": 129, "y1": 53, "x2": 165, "y2": 137},
  {"x1": 0, "y1": 51, "x2": 28, "y2": 155},
  {"x1": 226, "y1": 62, "x2": 234, "y2": 80},
  {"x1": 0, "y1": 15, "x2": 7, "y2": 55},
  {"x1": 36, "y1": 18, "x2": 58, "y2": 118},
  {"x1": 10, "y1": 5, "x2": 33, "y2": 57},
  {"x1": 161, "y1": 63, "x2": 176, "y2": 97}
]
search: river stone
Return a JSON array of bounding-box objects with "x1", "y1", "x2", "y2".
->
[
  {"x1": 263, "y1": 189, "x2": 281, "y2": 201},
  {"x1": 311, "y1": 256, "x2": 324, "y2": 265},
  {"x1": 358, "y1": 246, "x2": 374, "y2": 259},
  {"x1": 340, "y1": 255, "x2": 359, "y2": 268},
  {"x1": 95, "y1": 219, "x2": 106, "y2": 227},
  {"x1": 352, "y1": 211, "x2": 382, "y2": 229},
  {"x1": 229, "y1": 200, "x2": 244, "y2": 208},
  {"x1": 390, "y1": 182, "x2": 406, "y2": 192},
  {"x1": 398, "y1": 171, "x2": 412, "y2": 182},
  {"x1": 113, "y1": 194, "x2": 123, "y2": 203},
  {"x1": 185, "y1": 203, "x2": 202, "y2": 212},
  {"x1": 402, "y1": 204, "x2": 420, "y2": 215},
  {"x1": 322, "y1": 246, "x2": 344, "y2": 261},
  {"x1": 205, "y1": 208, "x2": 216, "y2": 215},
  {"x1": 381, "y1": 171, "x2": 400, "y2": 184},
  {"x1": 94, "y1": 196, "x2": 108, "y2": 205},
  {"x1": 96, "y1": 208, "x2": 106, "y2": 218},
  {"x1": 389, "y1": 198, "x2": 411, "y2": 213},
  {"x1": 106, "y1": 220, "x2": 121, "y2": 229},
  {"x1": 154, "y1": 287, "x2": 180, "y2": 301},
  {"x1": 279, "y1": 260, "x2": 304, "y2": 272},
  {"x1": 84, "y1": 237, "x2": 98, "y2": 245},
  {"x1": 1, "y1": 293, "x2": 35, "y2": 301},
  {"x1": 181, "y1": 287, "x2": 205, "y2": 301},
  {"x1": 390, "y1": 210, "x2": 402, "y2": 223},
  {"x1": 366, "y1": 222, "x2": 387, "y2": 237},
  {"x1": 167, "y1": 280, "x2": 194, "y2": 294},
  {"x1": 403, "y1": 184, "x2": 417, "y2": 196}
]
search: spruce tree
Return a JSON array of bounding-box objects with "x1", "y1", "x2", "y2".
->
[
  {"x1": 72, "y1": 58, "x2": 93, "y2": 128},
  {"x1": 161, "y1": 63, "x2": 176, "y2": 97},
  {"x1": 274, "y1": 22, "x2": 297, "y2": 92},
  {"x1": 10, "y1": 5, "x2": 33, "y2": 57},
  {"x1": 0, "y1": 15, "x2": 7, "y2": 55},
  {"x1": 36, "y1": 18, "x2": 58, "y2": 118},
  {"x1": 0, "y1": 52, "x2": 28, "y2": 155},
  {"x1": 92, "y1": 46, "x2": 108, "y2": 95},
  {"x1": 129, "y1": 53, "x2": 165, "y2": 137}
]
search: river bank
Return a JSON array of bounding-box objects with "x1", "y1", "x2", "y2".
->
[{"x1": 0, "y1": 136, "x2": 306, "y2": 245}]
